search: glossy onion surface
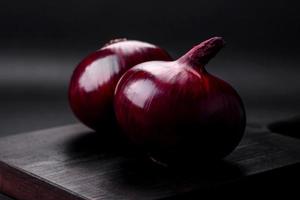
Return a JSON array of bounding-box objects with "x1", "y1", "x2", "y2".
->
[
  {"x1": 114, "y1": 37, "x2": 246, "y2": 164},
  {"x1": 69, "y1": 39, "x2": 172, "y2": 131}
]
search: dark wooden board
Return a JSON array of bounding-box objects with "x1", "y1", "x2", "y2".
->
[{"x1": 0, "y1": 123, "x2": 300, "y2": 200}]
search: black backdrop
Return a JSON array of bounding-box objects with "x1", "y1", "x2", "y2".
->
[
  {"x1": 0, "y1": 1, "x2": 300, "y2": 199},
  {"x1": 1, "y1": 0, "x2": 299, "y2": 52}
]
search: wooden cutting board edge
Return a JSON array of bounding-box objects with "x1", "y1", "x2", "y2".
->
[{"x1": 0, "y1": 161, "x2": 88, "y2": 200}]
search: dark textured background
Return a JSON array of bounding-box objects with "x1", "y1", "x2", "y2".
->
[{"x1": 0, "y1": 0, "x2": 299, "y2": 199}]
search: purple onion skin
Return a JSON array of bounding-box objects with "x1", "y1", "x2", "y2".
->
[
  {"x1": 69, "y1": 39, "x2": 172, "y2": 131},
  {"x1": 114, "y1": 37, "x2": 246, "y2": 164}
]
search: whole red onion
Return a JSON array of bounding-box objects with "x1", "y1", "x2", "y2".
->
[
  {"x1": 69, "y1": 39, "x2": 172, "y2": 131},
  {"x1": 114, "y1": 37, "x2": 246, "y2": 164}
]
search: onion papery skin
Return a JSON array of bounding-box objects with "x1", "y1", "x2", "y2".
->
[
  {"x1": 114, "y1": 37, "x2": 246, "y2": 164},
  {"x1": 69, "y1": 39, "x2": 172, "y2": 131}
]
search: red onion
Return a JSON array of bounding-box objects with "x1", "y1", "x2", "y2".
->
[
  {"x1": 69, "y1": 39, "x2": 172, "y2": 131},
  {"x1": 114, "y1": 37, "x2": 246, "y2": 164}
]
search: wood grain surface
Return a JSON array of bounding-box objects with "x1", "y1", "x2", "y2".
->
[{"x1": 0, "y1": 123, "x2": 300, "y2": 200}]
